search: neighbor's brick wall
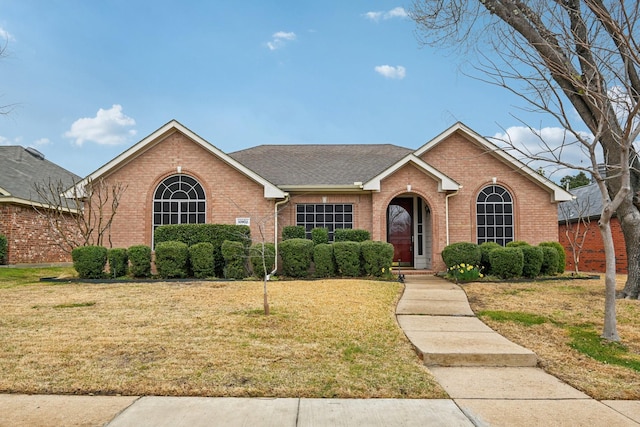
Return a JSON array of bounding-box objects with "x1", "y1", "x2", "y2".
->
[
  {"x1": 97, "y1": 131, "x2": 275, "y2": 249},
  {"x1": 559, "y1": 217, "x2": 627, "y2": 273},
  {"x1": 420, "y1": 131, "x2": 559, "y2": 246},
  {"x1": 0, "y1": 204, "x2": 73, "y2": 264}
]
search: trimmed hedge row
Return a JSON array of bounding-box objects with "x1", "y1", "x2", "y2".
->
[
  {"x1": 154, "y1": 224, "x2": 250, "y2": 277},
  {"x1": 442, "y1": 240, "x2": 567, "y2": 280},
  {"x1": 0, "y1": 233, "x2": 7, "y2": 265}
]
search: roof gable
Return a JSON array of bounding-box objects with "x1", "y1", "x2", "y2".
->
[
  {"x1": 415, "y1": 122, "x2": 573, "y2": 202},
  {"x1": 76, "y1": 120, "x2": 286, "y2": 199},
  {"x1": 363, "y1": 154, "x2": 459, "y2": 192}
]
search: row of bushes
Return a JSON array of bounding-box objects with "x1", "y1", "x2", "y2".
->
[
  {"x1": 71, "y1": 245, "x2": 152, "y2": 279},
  {"x1": 442, "y1": 240, "x2": 566, "y2": 280},
  {"x1": 278, "y1": 238, "x2": 394, "y2": 278},
  {"x1": 0, "y1": 233, "x2": 6, "y2": 265},
  {"x1": 282, "y1": 226, "x2": 371, "y2": 244}
]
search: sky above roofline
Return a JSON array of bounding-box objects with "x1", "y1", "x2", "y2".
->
[{"x1": 0, "y1": 1, "x2": 600, "y2": 181}]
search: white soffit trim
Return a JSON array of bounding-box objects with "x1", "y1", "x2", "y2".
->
[
  {"x1": 415, "y1": 122, "x2": 573, "y2": 202},
  {"x1": 67, "y1": 120, "x2": 286, "y2": 200},
  {"x1": 363, "y1": 154, "x2": 459, "y2": 192}
]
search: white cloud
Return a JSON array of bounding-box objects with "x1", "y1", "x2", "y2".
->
[
  {"x1": 364, "y1": 7, "x2": 407, "y2": 22},
  {"x1": 64, "y1": 104, "x2": 136, "y2": 146},
  {"x1": 266, "y1": 31, "x2": 296, "y2": 51},
  {"x1": 374, "y1": 65, "x2": 406, "y2": 79},
  {"x1": 0, "y1": 135, "x2": 21, "y2": 146},
  {"x1": 0, "y1": 27, "x2": 15, "y2": 42},
  {"x1": 491, "y1": 126, "x2": 595, "y2": 177},
  {"x1": 33, "y1": 138, "x2": 51, "y2": 146}
]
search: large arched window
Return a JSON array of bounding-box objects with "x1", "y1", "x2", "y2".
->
[
  {"x1": 476, "y1": 185, "x2": 513, "y2": 246},
  {"x1": 153, "y1": 174, "x2": 206, "y2": 234}
]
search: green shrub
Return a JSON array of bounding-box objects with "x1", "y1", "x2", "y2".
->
[
  {"x1": 128, "y1": 245, "x2": 151, "y2": 278},
  {"x1": 506, "y1": 240, "x2": 530, "y2": 247},
  {"x1": 72, "y1": 245, "x2": 108, "y2": 279},
  {"x1": 520, "y1": 246, "x2": 543, "y2": 278},
  {"x1": 189, "y1": 242, "x2": 215, "y2": 278},
  {"x1": 489, "y1": 247, "x2": 524, "y2": 279},
  {"x1": 333, "y1": 241, "x2": 361, "y2": 277},
  {"x1": 107, "y1": 248, "x2": 128, "y2": 278},
  {"x1": 311, "y1": 227, "x2": 329, "y2": 245},
  {"x1": 441, "y1": 242, "x2": 482, "y2": 269},
  {"x1": 360, "y1": 240, "x2": 394, "y2": 277},
  {"x1": 279, "y1": 238, "x2": 314, "y2": 278},
  {"x1": 479, "y1": 242, "x2": 501, "y2": 275},
  {"x1": 221, "y1": 240, "x2": 248, "y2": 279},
  {"x1": 334, "y1": 229, "x2": 371, "y2": 242},
  {"x1": 539, "y1": 241, "x2": 566, "y2": 274},
  {"x1": 155, "y1": 241, "x2": 189, "y2": 279},
  {"x1": 313, "y1": 243, "x2": 335, "y2": 277},
  {"x1": 0, "y1": 234, "x2": 7, "y2": 265},
  {"x1": 249, "y1": 242, "x2": 276, "y2": 278},
  {"x1": 154, "y1": 224, "x2": 250, "y2": 277},
  {"x1": 282, "y1": 225, "x2": 306, "y2": 240},
  {"x1": 540, "y1": 246, "x2": 559, "y2": 276}
]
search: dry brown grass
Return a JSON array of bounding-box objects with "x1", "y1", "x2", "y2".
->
[
  {"x1": 0, "y1": 269, "x2": 446, "y2": 398},
  {"x1": 463, "y1": 275, "x2": 640, "y2": 400}
]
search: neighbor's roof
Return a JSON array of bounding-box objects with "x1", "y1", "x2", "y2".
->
[
  {"x1": 228, "y1": 144, "x2": 413, "y2": 187},
  {"x1": 558, "y1": 183, "x2": 602, "y2": 222},
  {"x1": 0, "y1": 146, "x2": 80, "y2": 205}
]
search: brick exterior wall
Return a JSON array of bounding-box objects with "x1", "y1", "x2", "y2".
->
[
  {"x1": 97, "y1": 132, "x2": 276, "y2": 249},
  {"x1": 558, "y1": 217, "x2": 627, "y2": 273},
  {"x1": 0, "y1": 203, "x2": 73, "y2": 264}
]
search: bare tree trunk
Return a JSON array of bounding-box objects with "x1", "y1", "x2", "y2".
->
[
  {"x1": 618, "y1": 200, "x2": 640, "y2": 299},
  {"x1": 599, "y1": 217, "x2": 620, "y2": 340}
]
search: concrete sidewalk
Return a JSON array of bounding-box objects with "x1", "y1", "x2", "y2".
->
[{"x1": 1, "y1": 275, "x2": 639, "y2": 426}]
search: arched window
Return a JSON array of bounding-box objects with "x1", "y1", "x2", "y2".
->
[
  {"x1": 153, "y1": 174, "x2": 206, "y2": 234},
  {"x1": 476, "y1": 185, "x2": 513, "y2": 246}
]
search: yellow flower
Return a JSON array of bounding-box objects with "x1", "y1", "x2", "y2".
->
[
  {"x1": 479, "y1": 273, "x2": 484, "y2": 278},
  {"x1": 467, "y1": 265, "x2": 473, "y2": 271}
]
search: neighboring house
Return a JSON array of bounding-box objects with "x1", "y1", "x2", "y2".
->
[
  {"x1": 0, "y1": 146, "x2": 81, "y2": 264},
  {"x1": 72, "y1": 120, "x2": 572, "y2": 272},
  {"x1": 558, "y1": 183, "x2": 627, "y2": 273}
]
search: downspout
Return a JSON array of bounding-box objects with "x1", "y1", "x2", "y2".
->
[
  {"x1": 445, "y1": 189, "x2": 460, "y2": 246},
  {"x1": 268, "y1": 193, "x2": 290, "y2": 279}
]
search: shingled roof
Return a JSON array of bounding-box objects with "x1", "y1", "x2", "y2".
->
[
  {"x1": 0, "y1": 146, "x2": 80, "y2": 204},
  {"x1": 557, "y1": 183, "x2": 601, "y2": 222},
  {"x1": 228, "y1": 144, "x2": 413, "y2": 187}
]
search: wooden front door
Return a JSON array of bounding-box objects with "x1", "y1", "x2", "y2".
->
[{"x1": 387, "y1": 198, "x2": 413, "y2": 266}]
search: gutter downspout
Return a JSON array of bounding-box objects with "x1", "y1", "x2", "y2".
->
[
  {"x1": 445, "y1": 189, "x2": 460, "y2": 246},
  {"x1": 268, "y1": 194, "x2": 290, "y2": 279}
]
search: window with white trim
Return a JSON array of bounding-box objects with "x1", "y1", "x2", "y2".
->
[
  {"x1": 153, "y1": 174, "x2": 206, "y2": 234},
  {"x1": 476, "y1": 185, "x2": 513, "y2": 246},
  {"x1": 296, "y1": 203, "x2": 353, "y2": 240}
]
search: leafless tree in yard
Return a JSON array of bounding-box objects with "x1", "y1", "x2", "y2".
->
[
  {"x1": 410, "y1": 0, "x2": 640, "y2": 341},
  {"x1": 33, "y1": 177, "x2": 127, "y2": 252},
  {"x1": 560, "y1": 195, "x2": 594, "y2": 274}
]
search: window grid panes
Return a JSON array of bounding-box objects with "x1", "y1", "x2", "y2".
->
[
  {"x1": 153, "y1": 175, "x2": 206, "y2": 242},
  {"x1": 476, "y1": 185, "x2": 513, "y2": 246},
  {"x1": 296, "y1": 204, "x2": 353, "y2": 240}
]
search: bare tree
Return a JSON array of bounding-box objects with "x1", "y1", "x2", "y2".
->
[
  {"x1": 410, "y1": 1, "x2": 640, "y2": 340},
  {"x1": 560, "y1": 194, "x2": 595, "y2": 274},
  {"x1": 33, "y1": 177, "x2": 127, "y2": 252}
]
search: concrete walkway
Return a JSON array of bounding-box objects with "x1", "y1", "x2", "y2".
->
[{"x1": 1, "y1": 275, "x2": 639, "y2": 426}]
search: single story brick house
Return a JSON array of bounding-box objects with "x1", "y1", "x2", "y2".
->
[
  {"x1": 558, "y1": 183, "x2": 627, "y2": 273},
  {"x1": 0, "y1": 146, "x2": 80, "y2": 264},
  {"x1": 73, "y1": 120, "x2": 572, "y2": 272}
]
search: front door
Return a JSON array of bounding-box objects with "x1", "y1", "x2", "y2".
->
[{"x1": 387, "y1": 198, "x2": 413, "y2": 266}]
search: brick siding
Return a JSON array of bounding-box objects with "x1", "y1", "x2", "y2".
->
[
  {"x1": 559, "y1": 217, "x2": 627, "y2": 273},
  {"x1": 0, "y1": 204, "x2": 73, "y2": 264}
]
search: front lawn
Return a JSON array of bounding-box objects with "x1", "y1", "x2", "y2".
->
[
  {"x1": 464, "y1": 275, "x2": 640, "y2": 400},
  {"x1": 0, "y1": 268, "x2": 445, "y2": 398}
]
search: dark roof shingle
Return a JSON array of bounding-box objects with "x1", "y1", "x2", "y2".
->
[
  {"x1": 229, "y1": 144, "x2": 413, "y2": 186},
  {"x1": 0, "y1": 146, "x2": 80, "y2": 203}
]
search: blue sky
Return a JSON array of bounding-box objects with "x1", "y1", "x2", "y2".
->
[{"x1": 0, "y1": 1, "x2": 583, "y2": 179}]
